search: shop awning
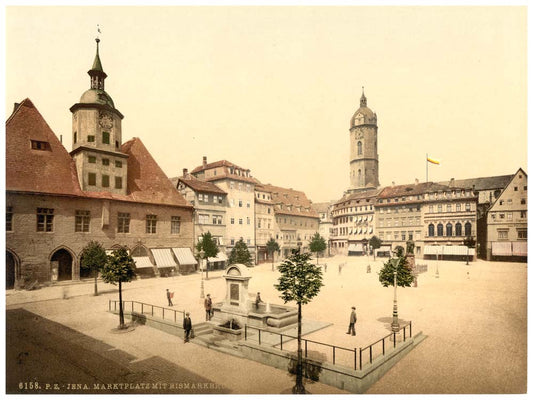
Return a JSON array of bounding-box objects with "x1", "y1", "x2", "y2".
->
[
  {"x1": 491, "y1": 242, "x2": 512, "y2": 256},
  {"x1": 348, "y1": 243, "x2": 364, "y2": 252},
  {"x1": 208, "y1": 253, "x2": 228, "y2": 263},
  {"x1": 133, "y1": 256, "x2": 153, "y2": 269},
  {"x1": 151, "y1": 248, "x2": 177, "y2": 268},
  {"x1": 424, "y1": 245, "x2": 469, "y2": 255},
  {"x1": 172, "y1": 248, "x2": 197, "y2": 265},
  {"x1": 512, "y1": 241, "x2": 527, "y2": 256}
]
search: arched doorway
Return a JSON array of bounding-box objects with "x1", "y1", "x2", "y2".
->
[
  {"x1": 6, "y1": 251, "x2": 17, "y2": 289},
  {"x1": 51, "y1": 249, "x2": 73, "y2": 281}
]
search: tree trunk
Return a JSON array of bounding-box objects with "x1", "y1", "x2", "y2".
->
[
  {"x1": 316, "y1": 253, "x2": 319, "y2": 266},
  {"x1": 118, "y1": 280, "x2": 125, "y2": 329},
  {"x1": 93, "y1": 268, "x2": 98, "y2": 296},
  {"x1": 293, "y1": 302, "x2": 305, "y2": 394},
  {"x1": 271, "y1": 252, "x2": 274, "y2": 271},
  {"x1": 205, "y1": 260, "x2": 209, "y2": 280},
  {"x1": 466, "y1": 247, "x2": 469, "y2": 265}
]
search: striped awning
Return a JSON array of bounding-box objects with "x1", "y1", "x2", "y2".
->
[
  {"x1": 133, "y1": 256, "x2": 153, "y2": 269},
  {"x1": 208, "y1": 253, "x2": 228, "y2": 263},
  {"x1": 492, "y1": 242, "x2": 512, "y2": 256},
  {"x1": 172, "y1": 248, "x2": 197, "y2": 265},
  {"x1": 424, "y1": 246, "x2": 469, "y2": 255},
  {"x1": 151, "y1": 248, "x2": 177, "y2": 268}
]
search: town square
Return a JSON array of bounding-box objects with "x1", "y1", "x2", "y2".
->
[{"x1": 3, "y1": 4, "x2": 528, "y2": 397}]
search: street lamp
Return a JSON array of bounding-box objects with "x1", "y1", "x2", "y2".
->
[
  {"x1": 435, "y1": 246, "x2": 440, "y2": 279},
  {"x1": 199, "y1": 249, "x2": 205, "y2": 298},
  {"x1": 391, "y1": 257, "x2": 400, "y2": 333}
]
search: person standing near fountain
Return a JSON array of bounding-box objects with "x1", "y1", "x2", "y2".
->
[
  {"x1": 183, "y1": 312, "x2": 192, "y2": 343},
  {"x1": 255, "y1": 292, "x2": 263, "y2": 309},
  {"x1": 204, "y1": 294, "x2": 213, "y2": 321},
  {"x1": 346, "y1": 306, "x2": 357, "y2": 336}
]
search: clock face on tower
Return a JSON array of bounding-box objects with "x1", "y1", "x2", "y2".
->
[{"x1": 99, "y1": 113, "x2": 113, "y2": 129}]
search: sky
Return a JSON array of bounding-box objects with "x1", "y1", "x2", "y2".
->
[{"x1": 4, "y1": 5, "x2": 528, "y2": 203}]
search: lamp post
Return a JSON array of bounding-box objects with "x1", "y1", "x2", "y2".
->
[
  {"x1": 199, "y1": 249, "x2": 205, "y2": 298},
  {"x1": 391, "y1": 257, "x2": 400, "y2": 333},
  {"x1": 435, "y1": 246, "x2": 440, "y2": 279}
]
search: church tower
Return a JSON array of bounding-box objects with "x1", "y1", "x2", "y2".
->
[
  {"x1": 70, "y1": 38, "x2": 128, "y2": 195},
  {"x1": 349, "y1": 88, "x2": 379, "y2": 191}
]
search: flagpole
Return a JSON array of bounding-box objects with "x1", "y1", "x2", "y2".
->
[{"x1": 426, "y1": 153, "x2": 428, "y2": 183}]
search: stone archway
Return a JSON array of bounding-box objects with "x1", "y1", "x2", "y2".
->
[
  {"x1": 51, "y1": 249, "x2": 73, "y2": 281},
  {"x1": 6, "y1": 251, "x2": 18, "y2": 289}
]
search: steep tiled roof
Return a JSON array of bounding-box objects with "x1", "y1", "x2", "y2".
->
[
  {"x1": 6, "y1": 99, "x2": 191, "y2": 208},
  {"x1": 311, "y1": 201, "x2": 334, "y2": 213},
  {"x1": 333, "y1": 189, "x2": 381, "y2": 209},
  {"x1": 260, "y1": 183, "x2": 318, "y2": 218},
  {"x1": 190, "y1": 159, "x2": 259, "y2": 184},
  {"x1": 439, "y1": 175, "x2": 514, "y2": 192},
  {"x1": 6, "y1": 99, "x2": 84, "y2": 196},
  {"x1": 172, "y1": 176, "x2": 227, "y2": 195},
  {"x1": 378, "y1": 182, "x2": 449, "y2": 198}
]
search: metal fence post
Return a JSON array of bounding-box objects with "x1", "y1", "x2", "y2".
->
[
  {"x1": 305, "y1": 340, "x2": 308, "y2": 358},
  {"x1": 354, "y1": 348, "x2": 357, "y2": 370},
  {"x1": 245, "y1": 325, "x2": 247, "y2": 340},
  {"x1": 382, "y1": 338, "x2": 385, "y2": 356},
  {"x1": 280, "y1": 334, "x2": 283, "y2": 350},
  {"x1": 410, "y1": 321, "x2": 412, "y2": 338},
  {"x1": 163, "y1": 308, "x2": 165, "y2": 319},
  {"x1": 359, "y1": 348, "x2": 362, "y2": 370},
  {"x1": 403, "y1": 325, "x2": 406, "y2": 341},
  {"x1": 333, "y1": 346, "x2": 336, "y2": 365},
  {"x1": 370, "y1": 346, "x2": 373, "y2": 364},
  {"x1": 393, "y1": 331, "x2": 396, "y2": 347},
  {"x1": 141, "y1": 303, "x2": 144, "y2": 314},
  {"x1": 152, "y1": 305, "x2": 154, "y2": 316},
  {"x1": 259, "y1": 329, "x2": 261, "y2": 345},
  {"x1": 174, "y1": 310, "x2": 177, "y2": 323}
]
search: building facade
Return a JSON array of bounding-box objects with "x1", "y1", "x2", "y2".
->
[
  {"x1": 254, "y1": 184, "x2": 275, "y2": 263},
  {"x1": 189, "y1": 157, "x2": 257, "y2": 257},
  {"x1": 485, "y1": 169, "x2": 527, "y2": 260},
  {"x1": 5, "y1": 40, "x2": 194, "y2": 289}
]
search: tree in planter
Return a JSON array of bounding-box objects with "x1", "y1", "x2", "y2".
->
[
  {"x1": 80, "y1": 241, "x2": 108, "y2": 296},
  {"x1": 101, "y1": 247, "x2": 136, "y2": 329},
  {"x1": 228, "y1": 238, "x2": 253, "y2": 267},
  {"x1": 369, "y1": 235, "x2": 382, "y2": 261},
  {"x1": 275, "y1": 249, "x2": 323, "y2": 394},
  {"x1": 463, "y1": 236, "x2": 476, "y2": 265},
  {"x1": 196, "y1": 231, "x2": 219, "y2": 279},
  {"x1": 309, "y1": 232, "x2": 327, "y2": 265},
  {"x1": 266, "y1": 238, "x2": 280, "y2": 271}
]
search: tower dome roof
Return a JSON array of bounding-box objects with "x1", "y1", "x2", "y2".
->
[
  {"x1": 350, "y1": 87, "x2": 377, "y2": 128},
  {"x1": 79, "y1": 89, "x2": 115, "y2": 108}
]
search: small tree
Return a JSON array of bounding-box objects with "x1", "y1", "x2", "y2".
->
[
  {"x1": 275, "y1": 249, "x2": 323, "y2": 394},
  {"x1": 196, "y1": 231, "x2": 219, "y2": 279},
  {"x1": 266, "y1": 238, "x2": 280, "y2": 271},
  {"x1": 378, "y1": 252, "x2": 414, "y2": 288},
  {"x1": 80, "y1": 241, "x2": 107, "y2": 296},
  {"x1": 369, "y1": 235, "x2": 382, "y2": 261},
  {"x1": 101, "y1": 247, "x2": 136, "y2": 329},
  {"x1": 309, "y1": 232, "x2": 327, "y2": 265},
  {"x1": 463, "y1": 236, "x2": 476, "y2": 265},
  {"x1": 228, "y1": 238, "x2": 253, "y2": 267}
]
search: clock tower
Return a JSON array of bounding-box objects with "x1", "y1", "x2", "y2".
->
[
  {"x1": 348, "y1": 88, "x2": 379, "y2": 191},
  {"x1": 70, "y1": 38, "x2": 128, "y2": 195}
]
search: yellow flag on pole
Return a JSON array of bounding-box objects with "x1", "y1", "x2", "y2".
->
[{"x1": 427, "y1": 156, "x2": 440, "y2": 165}]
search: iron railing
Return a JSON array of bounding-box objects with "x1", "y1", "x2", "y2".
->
[
  {"x1": 108, "y1": 300, "x2": 186, "y2": 327},
  {"x1": 244, "y1": 321, "x2": 412, "y2": 371}
]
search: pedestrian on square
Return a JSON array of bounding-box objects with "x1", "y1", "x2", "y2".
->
[
  {"x1": 255, "y1": 292, "x2": 263, "y2": 309},
  {"x1": 166, "y1": 289, "x2": 173, "y2": 307},
  {"x1": 183, "y1": 312, "x2": 192, "y2": 343},
  {"x1": 346, "y1": 306, "x2": 357, "y2": 336},
  {"x1": 324, "y1": 263, "x2": 328, "y2": 272},
  {"x1": 204, "y1": 294, "x2": 213, "y2": 321}
]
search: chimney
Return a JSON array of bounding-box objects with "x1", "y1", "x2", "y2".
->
[
  {"x1": 392, "y1": 181, "x2": 395, "y2": 186},
  {"x1": 182, "y1": 168, "x2": 188, "y2": 178},
  {"x1": 415, "y1": 178, "x2": 419, "y2": 185},
  {"x1": 60, "y1": 135, "x2": 63, "y2": 144},
  {"x1": 202, "y1": 156, "x2": 207, "y2": 167},
  {"x1": 13, "y1": 102, "x2": 20, "y2": 112},
  {"x1": 450, "y1": 178, "x2": 455, "y2": 186}
]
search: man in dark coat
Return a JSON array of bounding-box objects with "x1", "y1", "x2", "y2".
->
[
  {"x1": 166, "y1": 289, "x2": 173, "y2": 307},
  {"x1": 346, "y1": 306, "x2": 357, "y2": 336},
  {"x1": 183, "y1": 312, "x2": 192, "y2": 343},
  {"x1": 204, "y1": 294, "x2": 213, "y2": 321}
]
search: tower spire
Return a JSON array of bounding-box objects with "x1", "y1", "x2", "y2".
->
[
  {"x1": 360, "y1": 86, "x2": 367, "y2": 107},
  {"x1": 88, "y1": 36, "x2": 107, "y2": 90}
]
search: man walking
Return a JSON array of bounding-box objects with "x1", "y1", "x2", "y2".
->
[
  {"x1": 166, "y1": 289, "x2": 173, "y2": 307},
  {"x1": 183, "y1": 312, "x2": 192, "y2": 343},
  {"x1": 204, "y1": 294, "x2": 213, "y2": 321},
  {"x1": 346, "y1": 306, "x2": 357, "y2": 336}
]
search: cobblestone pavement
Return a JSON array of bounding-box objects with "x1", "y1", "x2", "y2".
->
[{"x1": 5, "y1": 255, "x2": 527, "y2": 394}]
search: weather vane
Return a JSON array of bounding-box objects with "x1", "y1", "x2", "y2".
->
[{"x1": 97, "y1": 24, "x2": 102, "y2": 39}]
